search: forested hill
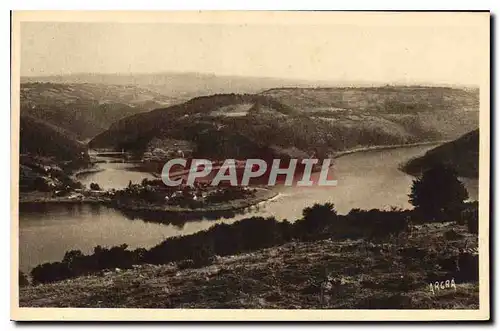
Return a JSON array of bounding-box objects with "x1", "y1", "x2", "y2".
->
[
  {"x1": 20, "y1": 82, "x2": 182, "y2": 140},
  {"x1": 89, "y1": 86, "x2": 479, "y2": 161},
  {"x1": 20, "y1": 115, "x2": 89, "y2": 165},
  {"x1": 401, "y1": 129, "x2": 480, "y2": 178}
]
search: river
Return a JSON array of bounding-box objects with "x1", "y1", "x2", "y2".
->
[{"x1": 18, "y1": 144, "x2": 478, "y2": 272}]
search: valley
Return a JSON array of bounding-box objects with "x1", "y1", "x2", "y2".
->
[{"x1": 17, "y1": 76, "x2": 481, "y2": 310}]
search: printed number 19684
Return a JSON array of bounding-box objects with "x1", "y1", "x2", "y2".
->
[{"x1": 429, "y1": 278, "x2": 456, "y2": 295}]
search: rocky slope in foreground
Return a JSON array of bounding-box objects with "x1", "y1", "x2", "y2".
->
[{"x1": 20, "y1": 222, "x2": 478, "y2": 309}]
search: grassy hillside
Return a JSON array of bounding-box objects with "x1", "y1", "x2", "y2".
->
[
  {"x1": 262, "y1": 86, "x2": 478, "y2": 112},
  {"x1": 20, "y1": 221, "x2": 478, "y2": 309},
  {"x1": 89, "y1": 86, "x2": 479, "y2": 160},
  {"x1": 21, "y1": 82, "x2": 182, "y2": 139},
  {"x1": 402, "y1": 129, "x2": 479, "y2": 178},
  {"x1": 262, "y1": 86, "x2": 479, "y2": 140}
]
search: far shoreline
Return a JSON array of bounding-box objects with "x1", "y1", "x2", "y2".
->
[
  {"x1": 71, "y1": 167, "x2": 105, "y2": 180},
  {"x1": 18, "y1": 187, "x2": 279, "y2": 217},
  {"x1": 110, "y1": 187, "x2": 278, "y2": 219},
  {"x1": 332, "y1": 140, "x2": 447, "y2": 159},
  {"x1": 19, "y1": 140, "x2": 447, "y2": 213},
  {"x1": 145, "y1": 139, "x2": 448, "y2": 178}
]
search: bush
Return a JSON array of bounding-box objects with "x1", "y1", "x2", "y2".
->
[
  {"x1": 31, "y1": 244, "x2": 139, "y2": 284},
  {"x1": 457, "y1": 251, "x2": 479, "y2": 282},
  {"x1": 294, "y1": 203, "x2": 337, "y2": 239},
  {"x1": 459, "y1": 203, "x2": 479, "y2": 234},
  {"x1": 467, "y1": 214, "x2": 479, "y2": 234},
  {"x1": 89, "y1": 182, "x2": 101, "y2": 191},
  {"x1": 93, "y1": 244, "x2": 135, "y2": 270},
  {"x1": 190, "y1": 240, "x2": 215, "y2": 267},
  {"x1": 19, "y1": 271, "x2": 29, "y2": 287},
  {"x1": 345, "y1": 208, "x2": 411, "y2": 239},
  {"x1": 177, "y1": 259, "x2": 195, "y2": 270},
  {"x1": 62, "y1": 249, "x2": 90, "y2": 276},
  {"x1": 31, "y1": 262, "x2": 72, "y2": 284},
  {"x1": 26, "y1": 204, "x2": 424, "y2": 284},
  {"x1": 233, "y1": 217, "x2": 286, "y2": 251}
]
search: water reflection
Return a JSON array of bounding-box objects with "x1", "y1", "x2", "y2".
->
[
  {"x1": 118, "y1": 208, "x2": 241, "y2": 226},
  {"x1": 19, "y1": 145, "x2": 479, "y2": 272}
]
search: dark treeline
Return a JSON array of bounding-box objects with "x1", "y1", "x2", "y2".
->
[{"x1": 29, "y1": 201, "x2": 478, "y2": 285}]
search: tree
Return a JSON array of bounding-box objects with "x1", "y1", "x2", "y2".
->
[
  {"x1": 296, "y1": 202, "x2": 337, "y2": 236},
  {"x1": 63, "y1": 249, "x2": 84, "y2": 264},
  {"x1": 409, "y1": 164, "x2": 469, "y2": 220}
]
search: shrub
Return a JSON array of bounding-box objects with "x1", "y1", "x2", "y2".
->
[
  {"x1": 19, "y1": 271, "x2": 29, "y2": 287},
  {"x1": 459, "y1": 203, "x2": 479, "y2": 234},
  {"x1": 345, "y1": 208, "x2": 411, "y2": 239},
  {"x1": 177, "y1": 259, "x2": 195, "y2": 270},
  {"x1": 457, "y1": 251, "x2": 479, "y2": 282},
  {"x1": 443, "y1": 229, "x2": 464, "y2": 241},
  {"x1": 62, "y1": 249, "x2": 91, "y2": 276},
  {"x1": 295, "y1": 203, "x2": 337, "y2": 239},
  {"x1": 190, "y1": 240, "x2": 215, "y2": 267},
  {"x1": 233, "y1": 217, "x2": 286, "y2": 250},
  {"x1": 467, "y1": 214, "x2": 479, "y2": 234},
  {"x1": 26, "y1": 204, "x2": 421, "y2": 284},
  {"x1": 94, "y1": 244, "x2": 134, "y2": 270},
  {"x1": 89, "y1": 182, "x2": 101, "y2": 191},
  {"x1": 31, "y1": 262, "x2": 72, "y2": 284}
]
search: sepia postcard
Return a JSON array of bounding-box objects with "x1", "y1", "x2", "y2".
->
[{"x1": 10, "y1": 11, "x2": 490, "y2": 321}]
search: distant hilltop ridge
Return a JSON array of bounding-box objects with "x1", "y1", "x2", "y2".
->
[
  {"x1": 20, "y1": 72, "x2": 322, "y2": 97},
  {"x1": 21, "y1": 71, "x2": 479, "y2": 90},
  {"x1": 89, "y1": 86, "x2": 479, "y2": 163}
]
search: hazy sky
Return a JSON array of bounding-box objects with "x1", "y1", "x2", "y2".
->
[{"x1": 20, "y1": 18, "x2": 486, "y2": 85}]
